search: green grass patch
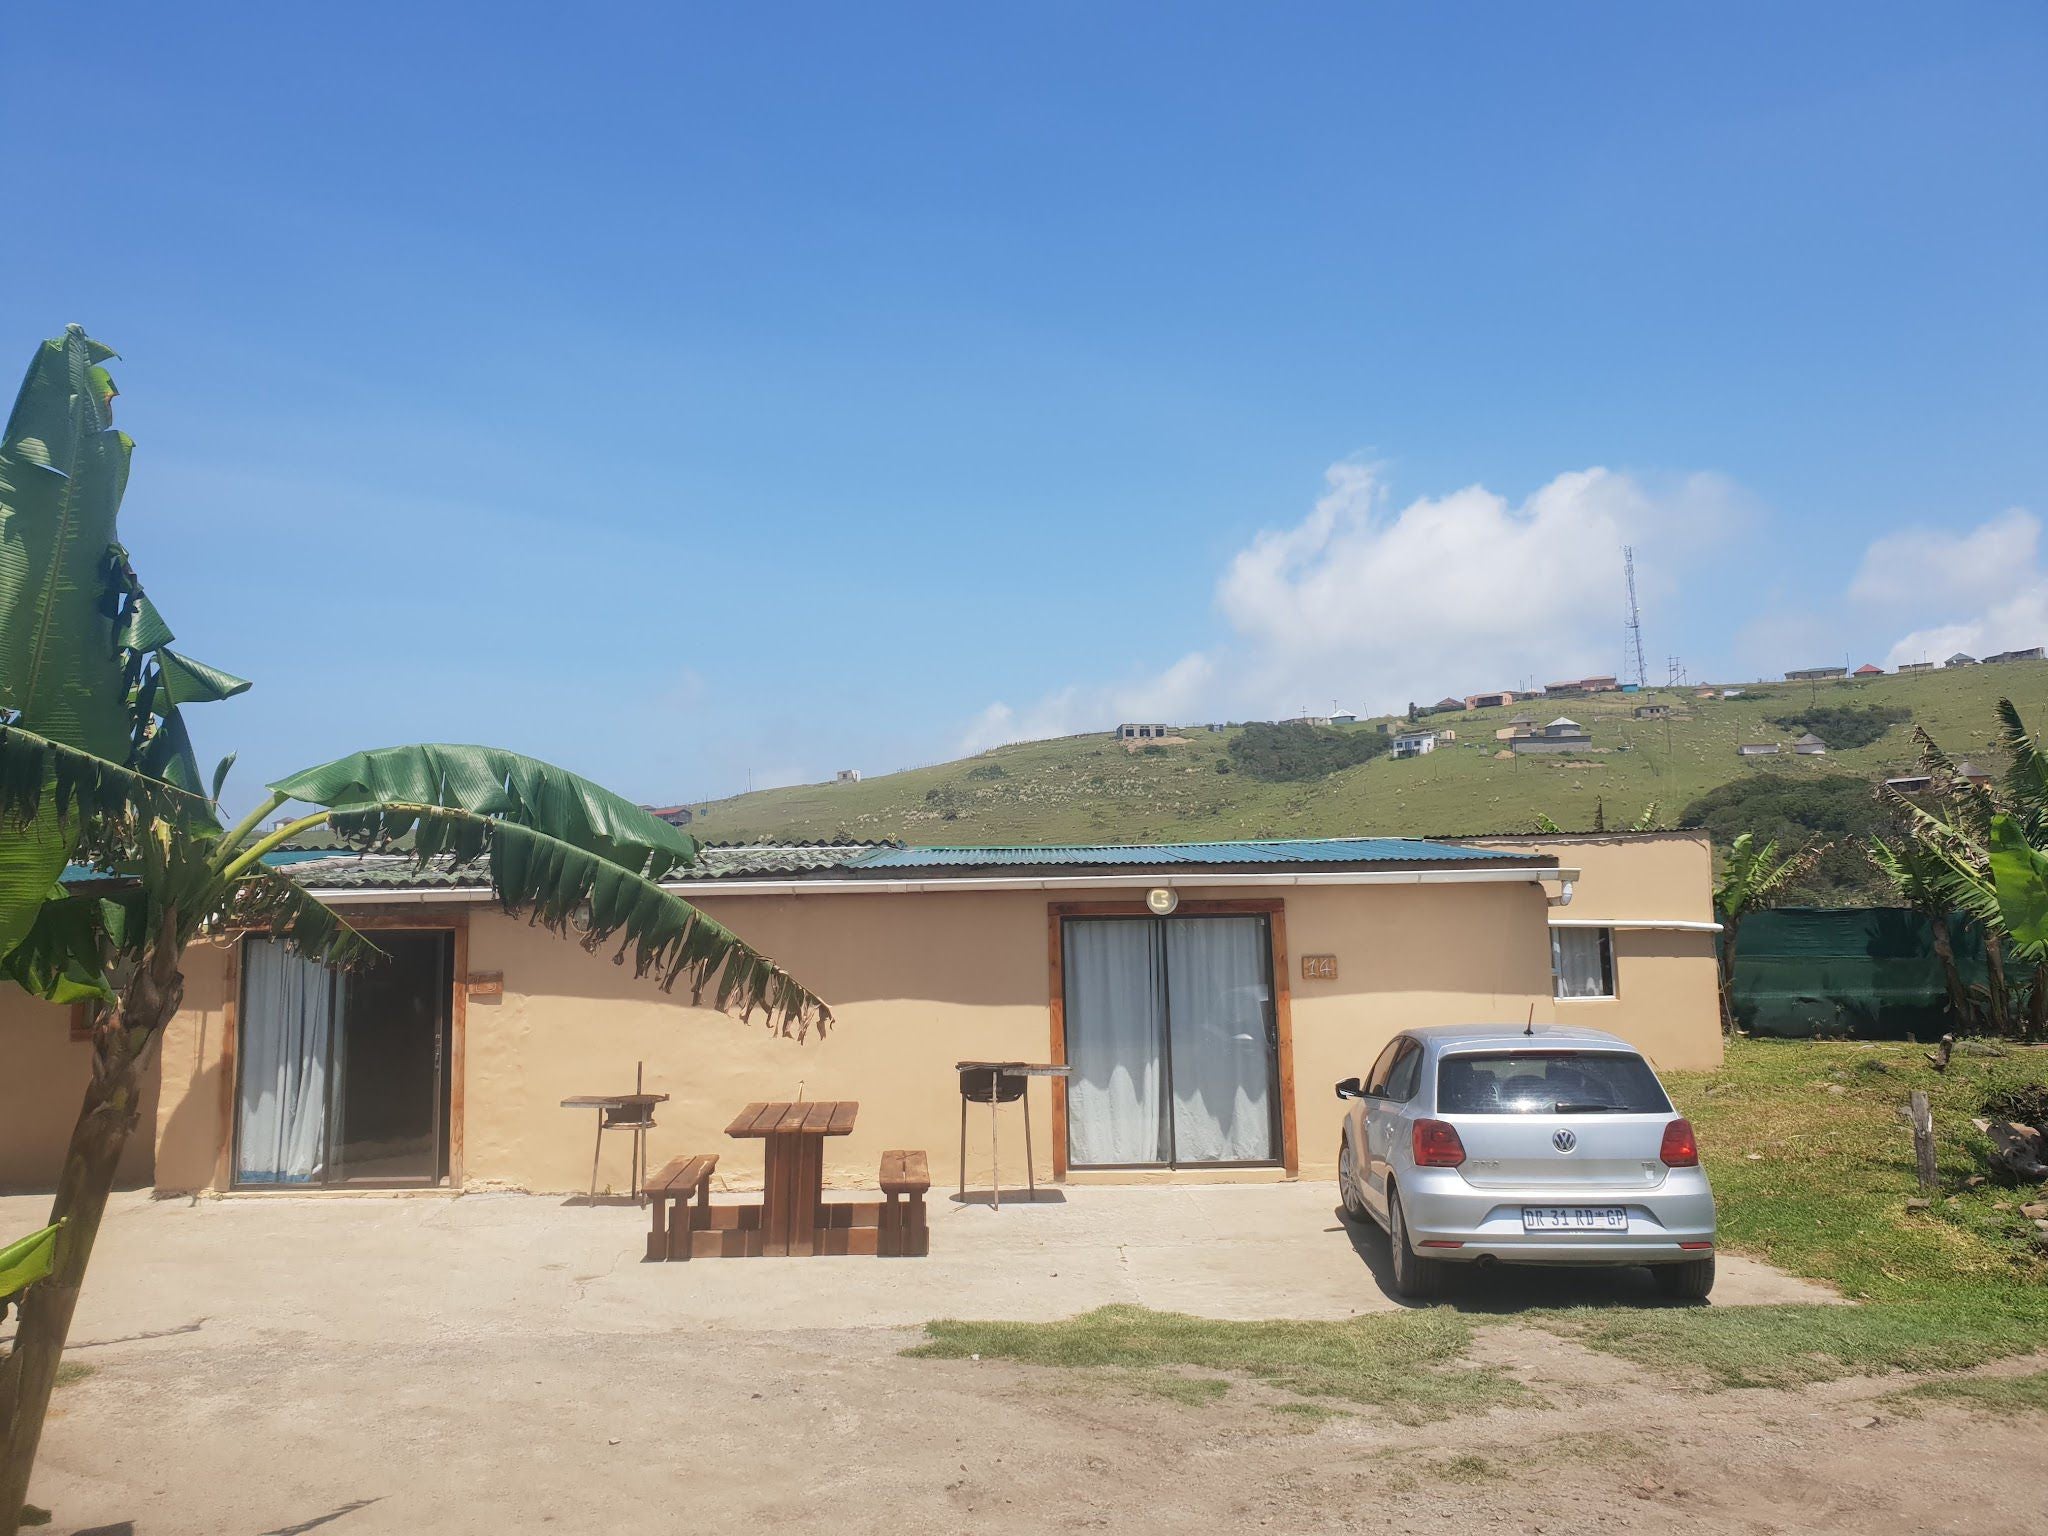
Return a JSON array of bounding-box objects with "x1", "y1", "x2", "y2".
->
[
  {"x1": 908, "y1": 1303, "x2": 1532, "y2": 1423},
  {"x1": 1528, "y1": 1039, "x2": 2048, "y2": 1386},
  {"x1": 1882, "y1": 1367, "x2": 2048, "y2": 1416},
  {"x1": 53, "y1": 1361, "x2": 94, "y2": 1388},
  {"x1": 1536, "y1": 1293, "x2": 2048, "y2": 1389}
]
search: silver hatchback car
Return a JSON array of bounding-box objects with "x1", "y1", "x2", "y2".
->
[{"x1": 1336, "y1": 1024, "x2": 1716, "y2": 1301}]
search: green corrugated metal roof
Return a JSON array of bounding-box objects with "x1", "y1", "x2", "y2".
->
[
  {"x1": 275, "y1": 833, "x2": 1548, "y2": 891},
  {"x1": 274, "y1": 838, "x2": 896, "y2": 889}
]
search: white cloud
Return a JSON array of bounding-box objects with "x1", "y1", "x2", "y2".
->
[
  {"x1": 960, "y1": 460, "x2": 1746, "y2": 745},
  {"x1": 956, "y1": 653, "x2": 1216, "y2": 754},
  {"x1": 1850, "y1": 509, "x2": 2048, "y2": 667}
]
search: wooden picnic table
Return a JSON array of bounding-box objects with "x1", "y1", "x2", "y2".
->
[{"x1": 725, "y1": 1100, "x2": 858, "y2": 1257}]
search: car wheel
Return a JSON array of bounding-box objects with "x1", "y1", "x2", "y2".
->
[
  {"x1": 1653, "y1": 1255, "x2": 1715, "y2": 1301},
  {"x1": 1338, "y1": 1135, "x2": 1368, "y2": 1220},
  {"x1": 1386, "y1": 1184, "x2": 1451, "y2": 1301}
]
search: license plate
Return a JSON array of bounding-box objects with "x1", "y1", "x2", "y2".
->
[{"x1": 1521, "y1": 1206, "x2": 1628, "y2": 1233}]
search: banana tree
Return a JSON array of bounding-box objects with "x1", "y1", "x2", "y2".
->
[
  {"x1": 1713, "y1": 831, "x2": 1826, "y2": 1035},
  {"x1": 1882, "y1": 704, "x2": 2048, "y2": 1038},
  {"x1": 0, "y1": 330, "x2": 829, "y2": 1535}
]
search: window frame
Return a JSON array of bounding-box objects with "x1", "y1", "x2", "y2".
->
[{"x1": 1550, "y1": 925, "x2": 1617, "y2": 1002}]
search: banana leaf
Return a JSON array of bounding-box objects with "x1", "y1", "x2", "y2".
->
[
  {"x1": 0, "y1": 1219, "x2": 63, "y2": 1301},
  {"x1": 0, "y1": 328, "x2": 134, "y2": 958},
  {"x1": 270, "y1": 746, "x2": 829, "y2": 1036},
  {"x1": 1988, "y1": 814, "x2": 2048, "y2": 954}
]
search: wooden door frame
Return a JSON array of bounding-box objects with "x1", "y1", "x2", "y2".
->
[
  {"x1": 217, "y1": 906, "x2": 470, "y2": 1190},
  {"x1": 1046, "y1": 898, "x2": 1298, "y2": 1180}
]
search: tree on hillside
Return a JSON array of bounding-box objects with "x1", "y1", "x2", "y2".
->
[
  {"x1": 1679, "y1": 775, "x2": 1890, "y2": 905},
  {"x1": 1714, "y1": 832, "x2": 1827, "y2": 1035},
  {"x1": 0, "y1": 329, "x2": 830, "y2": 1534}
]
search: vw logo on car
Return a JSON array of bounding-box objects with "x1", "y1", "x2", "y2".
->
[{"x1": 1551, "y1": 1128, "x2": 1578, "y2": 1153}]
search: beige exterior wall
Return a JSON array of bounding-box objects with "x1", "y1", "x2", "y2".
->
[
  {"x1": 30, "y1": 835, "x2": 1718, "y2": 1199},
  {"x1": 1470, "y1": 832, "x2": 1723, "y2": 1073},
  {"x1": 0, "y1": 989, "x2": 160, "y2": 1193}
]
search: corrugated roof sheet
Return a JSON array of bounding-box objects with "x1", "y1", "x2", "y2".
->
[
  {"x1": 280, "y1": 838, "x2": 896, "y2": 890},
  {"x1": 850, "y1": 837, "x2": 1524, "y2": 870}
]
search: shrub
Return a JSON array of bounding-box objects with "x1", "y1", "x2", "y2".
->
[
  {"x1": 965, "y1": 763, "x2": 1006, "y2": 781},
  {"x1": 1765, "y1": 704, "x2": 1912, "y2": 751}
]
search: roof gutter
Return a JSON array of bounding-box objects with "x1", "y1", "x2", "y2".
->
[
  {"x1": 1549, "y1": 916, "x2": 1723, "y2": 933},
  {"x1": 300, "y1": 864, "x2": 1579, "y2": 904}
]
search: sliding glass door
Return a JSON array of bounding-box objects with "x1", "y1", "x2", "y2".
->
[
  {"x1": 235, "y1": 933, "x2": 453, "y2": 1188},
  {"x1": 1063, "y1": 914, "x2": 1281, "y2": 1168}
]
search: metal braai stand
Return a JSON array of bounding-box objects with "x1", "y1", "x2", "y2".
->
[
  {"x1": 954, "y1": 1061, "x2": 1070, "y2": 1209},
  {"x1": 560, "y1": 1061, "x2": 668, "y2": 1202}
]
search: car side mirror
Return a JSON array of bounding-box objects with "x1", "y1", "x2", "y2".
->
[{"x1": 1334, "y1": 1077, "x2": 1363, "y2": 1101}]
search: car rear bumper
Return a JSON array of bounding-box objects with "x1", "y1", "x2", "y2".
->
[{"x1": 1397, "y1": 1168, "x2": 1715, "y2": 1265}]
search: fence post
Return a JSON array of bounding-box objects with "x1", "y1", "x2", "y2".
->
[{"x1": 1909, "y1": 1090, "x2": 1938, "y2": 1193}]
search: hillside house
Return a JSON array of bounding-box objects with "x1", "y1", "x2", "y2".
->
[
  {"x1": 1785, "y1": 665, "x2": 1847, "y2": 681},
  {"x1": 1435, "y1": 728, "x2": 1458, "y2": 743},
  {"x1": 1509, "y1": 718, "x2": 1593, "y2": 755},
  {"x1": 1898, "y1": 662, "x2": 1934, "y2": 673},
  {"x1": 1633, "y1": 704, "x2": 1672, "y2": 719},
  {"x1": 1944, "y1": 653, "x2": 1978, "y2": 667},
  {"x1": 1118, "y1": 723, "x2": 1172, "y2": 741},
  {"x1": 1544, "y1": 676, "x2": 1619, "y2": 698},
  {"x1": 1465, "y1": 690, "x2": 1516, "y2": 710},
  {"x1": 642, "y1": 804, "x2": 694, "y2": 828},
  {"x1": 1429, "y1": 696, "x2": 1468, "y2": 714},
  {"x1": 1792, "y1": 734, "x2": 1827, "y2": 755},
  {"x1": 835, "y1": 769, "x2": 862, "y2": 784},
  {"x1": 1391, "y1": 729, "x2": 1437, "y2": 759},
  {"x1": 1329, "y1": 713, "x2": 1357, "y2": 726},
  {"x1": 1737, "y1": 742, "x2": 1780, "y2": 757},
  {"x1": 1495, "y1": 715, "x2": 1537, "y2": 742},
  {"x1": 1853, "y1": 663, "x2": 1884, "y2": 678},
  {"x1": 1282, "y1": 714, "x2": 1333, "y2": 727},
  {"x1": 1985, "y1": 646, "x2": 2044, "y2": 664}
]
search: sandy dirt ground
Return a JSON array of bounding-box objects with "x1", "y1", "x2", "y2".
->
[{"x1": 7, "y1": 1186, "x2": 2038, "y2": 1535}]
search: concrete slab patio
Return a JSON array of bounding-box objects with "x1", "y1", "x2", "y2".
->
[{"x1": 5, "y1": 1180, "x2": 1832, "y2": 1352}]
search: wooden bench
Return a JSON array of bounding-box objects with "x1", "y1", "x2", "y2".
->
[
  {"x1": 878, "y1": 1149, "x2": 930, "y2": 1258},
  {"x1": 643, "y1": 1153, "x2": 718, "y2": 1261}
]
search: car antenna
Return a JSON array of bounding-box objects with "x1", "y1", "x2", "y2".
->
[{"x1": 1523, "y1": 1003, "x2": 1535, "y2": 1037}]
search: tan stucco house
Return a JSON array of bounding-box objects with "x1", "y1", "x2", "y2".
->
[{"x1": 0, "y1": 832, "x2": 1722, "y2": 1198}]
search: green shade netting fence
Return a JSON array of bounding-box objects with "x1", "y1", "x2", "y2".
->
[{"x1": 1730, "y1": 907, "x2": 1999, "y2": 1040}]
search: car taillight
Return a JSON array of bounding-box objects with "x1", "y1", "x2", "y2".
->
[
  {"x1": 1660, "y1": 1117, "x2": 1699, "y2": 1167},
  {"x1": 1412, "y1": 1118, "x2": 1466, "y2": 1167}
]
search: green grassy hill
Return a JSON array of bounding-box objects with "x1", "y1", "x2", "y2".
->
[{"x1": 689, "y1": 664, "x2": 2048, "y2": 847}]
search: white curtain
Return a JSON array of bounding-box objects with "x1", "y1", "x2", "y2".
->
[
  {"x1": 1552, "y1": 927, "x2": 1612, "y2": 999},
  {"x1": 1165, "y1": 916, "x2": 1275, "y2": 1162},
  {"x1": 1064, "y1": 920, "x2": 1169, "y2": 1165},
  {"x1": 236, "y1": 938, "x2": 338, "y2": 1185}
]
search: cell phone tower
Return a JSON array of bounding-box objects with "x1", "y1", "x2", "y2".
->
[{"x1": 1623, "y1": 546, "x2": 1648, "y2": 689}]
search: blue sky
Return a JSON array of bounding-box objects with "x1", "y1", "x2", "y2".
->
[{"x1": 5, "y1": 4, "x2": 2044, "y2": 806}]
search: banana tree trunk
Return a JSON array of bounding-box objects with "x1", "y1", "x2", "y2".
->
[
  {"x1": 1718, "y1": 919, "x2": 1741, "y2": 1037},
  {"x1": 1985, "y1": 933, "x2": 2013, "y2": 1037},
  {"x1": 1929, "y1": 916, "x2": 1977, "y2": 1033},
  {"x1": 0, "y1": 959, "x2": 179, "y2": 1536}
]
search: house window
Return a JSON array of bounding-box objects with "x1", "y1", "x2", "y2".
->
[{"x1": 1551, "y1": 927, "x2": 1615, "y2": 1000}]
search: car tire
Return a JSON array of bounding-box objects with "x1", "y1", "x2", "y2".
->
[
  {"x1": 1386, "y1": 1184, "x2": 1451, "y2": 1301},
  {"x1": 1338, "y1": 1135, "x2": 1369, "y2": 1221},
  {"x1": 1653, "y1": 1255, "x2": 1716, "y2": 1301}
]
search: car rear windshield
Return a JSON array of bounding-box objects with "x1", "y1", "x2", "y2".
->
[{"x1": 1436, "y1": 1050, "x2": 1672, "y2": 1115}]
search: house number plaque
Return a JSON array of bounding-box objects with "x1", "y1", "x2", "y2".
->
[{"x1": 1300, "y1": 954, "x2": 1338, "y2": 981}]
